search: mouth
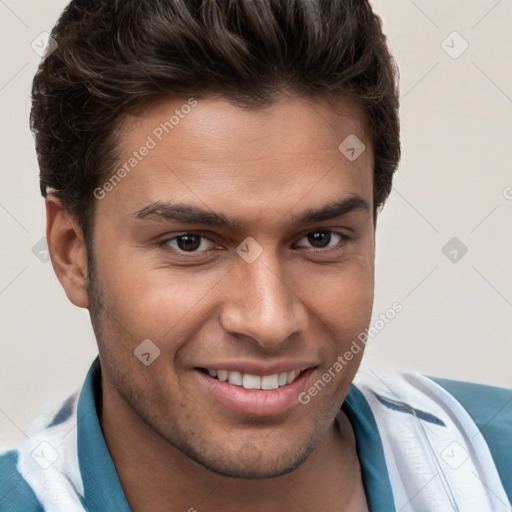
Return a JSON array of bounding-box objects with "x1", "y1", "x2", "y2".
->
[
  {"x1": 197, "y1": 368, "x2": 303, "y2": 390},
  {"x1": 194, "y1": 366, "x2": 315, "y2": 416}
]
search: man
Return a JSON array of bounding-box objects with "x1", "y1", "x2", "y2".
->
[{"x1": 0, "y1": 0, "x2": 510, "y2": 511}]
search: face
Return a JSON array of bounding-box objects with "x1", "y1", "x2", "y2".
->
[{"x1": 87, "y1": 94, "x2": 376, "y2": 478}]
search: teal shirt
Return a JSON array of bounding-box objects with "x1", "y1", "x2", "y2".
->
[{"x1": 1, "y1": 358, "x2": 511, "y2": 511}]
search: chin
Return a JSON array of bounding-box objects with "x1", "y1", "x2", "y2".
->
[{"x1": 173, "y1": 433, "x2": 317, "y2": 480}]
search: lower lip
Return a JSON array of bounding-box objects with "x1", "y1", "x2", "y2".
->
[{"x1": 195, "y1": 368, "x2": 314, "y2": 417}]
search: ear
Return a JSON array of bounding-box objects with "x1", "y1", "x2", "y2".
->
[{"x1": 45, "y1": 195, "x2": 89, "y2": 309}]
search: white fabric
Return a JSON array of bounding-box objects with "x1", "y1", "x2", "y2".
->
[
  {"x1": 354, "y1": 368, "x2": 511, "y2": 512},
  {"x1": 15, "y1": 393, "x2": 86, "y2": 512}
]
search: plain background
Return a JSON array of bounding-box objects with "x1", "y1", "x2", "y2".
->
[{"x1": 0, "y1": 0, "x2": 511, "y2": 451}]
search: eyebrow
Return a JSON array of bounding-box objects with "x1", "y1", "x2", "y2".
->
[{"x1": 130, "y1": 194, "x2": 369, "y2": 231}]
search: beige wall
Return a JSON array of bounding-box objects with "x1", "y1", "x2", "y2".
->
[{"x1": 0, "y1": 0, "x2": 511, "y2": 450}]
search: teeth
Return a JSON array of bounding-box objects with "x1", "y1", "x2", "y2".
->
[
  {"x1": 243, "y1": 374, "x2": 261, "y2": 389},
  {"x1": 205, "y1": 368, "x2": 302, "y2": 390},
  {"x1": 228, "y1": 371, "x2": 243, "y2": 386},
  {"x1": 287, "y1": 370, "x2": 299, "y2": 383},
  {"x1": 261, "y1": 374, "x2": 279, "y2": 390}
]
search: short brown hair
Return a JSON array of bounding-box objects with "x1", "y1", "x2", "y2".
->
[{"x1": 31, "y1": 0, "x2": 400, "y2": 242}]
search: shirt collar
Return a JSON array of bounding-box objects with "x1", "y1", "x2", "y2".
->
[
  {"x1": 343, "y1": 384, "x2": 396, "y2": 511},
  {"x1": 76, "y1": 356, "x2": 133, "y2": 510}
]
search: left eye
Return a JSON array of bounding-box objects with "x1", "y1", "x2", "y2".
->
[
  {"x1": 162, "y1": 233, "x2": 218, "y2": 253},
  {"x1": 295, "y1": 230, "x2": 350, "y2": 250}
]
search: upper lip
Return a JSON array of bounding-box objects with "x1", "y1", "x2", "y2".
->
[{"x1": 195, "y1": 360, "x2": 318, "y2": 376}]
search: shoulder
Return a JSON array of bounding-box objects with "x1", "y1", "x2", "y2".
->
[
  {"x1": 427, "y1": 375, "x2": 512, "y2": 431},
  {"x1": 0, "y1": 449, "x2": 44, "y2": 511},
  {"x1": 0, "y1": 392, "x2": 82, "y2": 512},
  {"x1": 426, "y1": 375, "x2": 512, "y2": 501},
  {"x1": 351, "y1": 369, "x2": 512, "y2": 507}
]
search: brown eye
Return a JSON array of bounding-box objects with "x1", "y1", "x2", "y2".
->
[
  {"x1": 161, "y1": 233, "x2": 218, "y2": 253},
  {"x1": 307, "y1": 231, "x2": 332, "y2": 248},
  {"x1": 295, "y1": 230, "x2": 350, "y2": 250},
  {"x1": 174, "y1": 234, "x2": 202, "y2": 251}
]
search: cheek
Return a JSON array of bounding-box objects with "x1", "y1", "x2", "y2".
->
[
  {"x1": 296, "y1": 249, "x2": 375, "y2": 328},
  {"x1": 342, "y1": 260, "x2": 375, "y2": 322},
  {"x1": 344, "y1": 239, "x2": 375, "y2": 316},
  {"x1": 93, "y1": 242, "x2": 227, "y2": 343}
]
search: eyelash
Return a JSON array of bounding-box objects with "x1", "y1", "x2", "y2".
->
[{"x1": 158, "y1": 230, "x2": 353, "y2": 255}]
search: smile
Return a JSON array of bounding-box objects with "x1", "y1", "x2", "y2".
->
[
  {"x1": 201, "y1": 368, "x2": 302, "y2": 390},
  {"x1": 195, "y1": 366, "x2": 313, "y2": 416}
]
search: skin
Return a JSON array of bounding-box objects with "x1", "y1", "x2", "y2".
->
[{"x1": 46, "y1": 94, "x2": 376, "y2": 511}]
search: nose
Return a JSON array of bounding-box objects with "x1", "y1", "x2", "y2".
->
[{"x1": 219, "y1": 248, "x2": 308, "y2": 348}]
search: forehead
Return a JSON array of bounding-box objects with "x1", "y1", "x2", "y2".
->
[
  {"x1": 100, "y1": 94, "x2": 374, "y2": 227},
  {"x1": 118, "y1": 94, "x2": 371, "y2": 160}
]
